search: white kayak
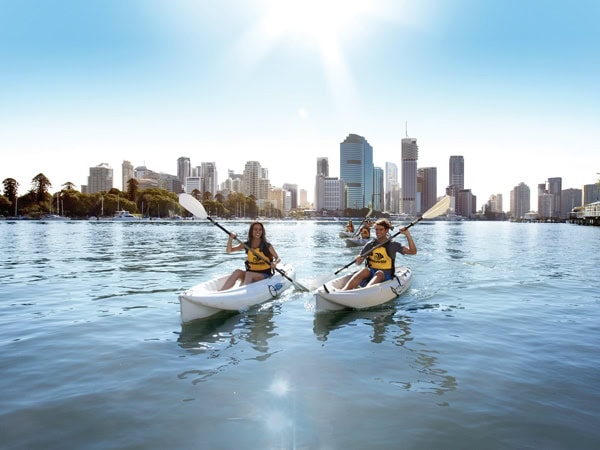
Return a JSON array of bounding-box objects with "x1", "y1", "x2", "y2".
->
[
  {"x1": 314, "y1": 266, "x2": 412, "y2": 311},
  {"x1": 179, "y1": 263, "x2": 296, "y2": 322},
  {"x1": 339, "y1": 230, "x2": 356, "y2": 238},
  {"x1": 345, "y1": 237, "x2": 370, "y2": 247}
]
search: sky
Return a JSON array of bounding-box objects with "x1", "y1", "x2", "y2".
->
[{"x1": 1, "y1": 0, "x2": 599, "y2": 209}]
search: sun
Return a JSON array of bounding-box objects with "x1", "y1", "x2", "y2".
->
[{"x1": 259, "y1": 0, "x2": 374, "y2": 49}]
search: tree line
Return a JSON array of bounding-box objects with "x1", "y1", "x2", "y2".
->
[{"x1": 0, "y1": 174, "x2": 267, "y2": 219}]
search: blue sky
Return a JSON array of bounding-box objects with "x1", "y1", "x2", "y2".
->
[{"x1": 1, "y1": 0, "x2": 598, "y2": 209}]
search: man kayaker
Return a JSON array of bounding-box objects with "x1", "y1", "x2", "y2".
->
[{"x1": 341, "y1": 218, "x2": 416, "y2": 290}]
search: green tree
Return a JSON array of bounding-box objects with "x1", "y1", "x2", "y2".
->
[
  {"x1": 3, "y1": 178, "x2": 19, "y2": 204},
  {"x1": 126, "y1": 178, "x2": 139, "y2": 201},
  {"x1": 62, "y1": 181, "x2": 76, "y2": 190},
  {"x1": 31, "y1": 173, "x2": 52, "y2": 202},
  {"x1": 0, "y1": 195, "x2": 11, "y2": 216}
]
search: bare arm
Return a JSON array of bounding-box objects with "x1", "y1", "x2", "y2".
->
[
  {"x1": 226, "y1": 233, "x2": 244, "y2": 253},
  {"x1": 400, "y1": 228, "x2": 417, "y2": 255}
]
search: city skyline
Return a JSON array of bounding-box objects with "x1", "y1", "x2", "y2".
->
[{"x1": 1, "y1": 1, "x2": 599, "y2": 209}]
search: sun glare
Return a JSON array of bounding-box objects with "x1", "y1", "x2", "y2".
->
[{"x1": 261, "y1": 0, "x2": 374, "y2": 48}]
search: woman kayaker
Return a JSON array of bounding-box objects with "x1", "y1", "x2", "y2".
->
[{"x1": 219, "y1": 221, "x2": 281, "y2": 290}]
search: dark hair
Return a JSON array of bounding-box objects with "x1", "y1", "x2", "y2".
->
[{"x1": 375, "y1": 218, "x2": 392, "y2": 230}]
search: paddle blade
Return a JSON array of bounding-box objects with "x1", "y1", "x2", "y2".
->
[
  {"x1": 422, "y1": 195, "x2": 451, "y2": 219},
  {"x1": 179, "y1": 194, "x2": 208, "y2": 219}
]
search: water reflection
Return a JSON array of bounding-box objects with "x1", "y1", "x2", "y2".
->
[
  {"x1": 313, "y1": 309, "x2": 398, "y2": 343},
  {"x1": 176, "y1": 308, "x2": 278, "y2": 384}
]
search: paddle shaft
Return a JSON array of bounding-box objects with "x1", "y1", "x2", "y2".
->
[{"x1": 207, "y1": 216, "x2": 308, "y2": 291}]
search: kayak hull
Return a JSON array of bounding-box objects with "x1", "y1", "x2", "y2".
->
[
  {"x1": 179, "y1": 264, "x2": 296, "y2": 322},
  {"x1": 314, "y1": 266, "x2": 412, "y2": 311}
]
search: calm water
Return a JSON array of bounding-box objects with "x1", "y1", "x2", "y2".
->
[{"x1": 1, "y1": 220, "x2": 599, "y2": 450}]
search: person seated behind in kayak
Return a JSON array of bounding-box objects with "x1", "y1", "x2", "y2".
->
[
  {"x1": 219, "y1": 221, "x2": 281, "y2": 291},
  {"x1": 346, "y1": 220, "x2": 355, "y2": 233},
  {"x1": 342, "y1": 218, "x2": 416, "y2": 290},
  {"x1": 359, "y1": 222, "x2": 371, "y2": 239}
]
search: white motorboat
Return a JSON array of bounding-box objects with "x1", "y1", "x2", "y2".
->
[
  {"x1": 112, "y1": 210, "x2": 139, "y2": 221},
  {"x1": 314, "y1": 266, "x2": 412, "y2": 311},
  {"x1": 179, "y1": 263, "x2": 296, "y2": 322}
]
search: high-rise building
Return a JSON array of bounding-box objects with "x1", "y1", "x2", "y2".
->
[
  {"x1": 200, "y1": 162, "x2": 218, "y2": 196},
  {"x1": 401, "y1": 137, "x2": 418, "y2": 214},
  {"x1": 373, "y1": 167, "x2": 384, "y2": 211},
  {"x1": 282, "y1": 183, "x2": 298, "y2": 209},
  {"x1": 177, "y1": 157, "x2": 191, "y2": 190},
  {"x1": 317, "y1": 157, "x2": 329, "y2": 177},
  {"x1": 561, "y1": 188, "x2": 581, "y2": 218},
  {"x1": 385, "y1": 162, "x2": 398, "y2": 213},
  {"x1": 510, "y1": 182, "x2": 530, "y2": 219},
  {"x1": 86, "y1": 163, "x2": 113, "y2": 194},
  {"x1": 242, "y1": 161, "x2": 262, "y2": 199},
  {"x1": 122, "y1": 160, "x2": 134, "y2": 191},
  {"x1": 340, "y1": 134, "x2": 373, "y2": 210},
  {"x1": 449, "y1": 155, "x2": 464, "y2": 190},
  {"x1": 418, "y1": 167, "x2": 437, "y2": 214},
  {"x1": 547, "y1": 177, "x2": 562, "y2": 219},
  {"x1": 315, "y1": 177, "x2": 345, "y2": 212}
]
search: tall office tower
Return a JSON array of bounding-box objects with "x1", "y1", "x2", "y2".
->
[
  {"x1": 582, "y1": 183, "x2": 600, "y2": 205},
  {"x1": 177, "y1": 157, "x2": 191, "y2": 190},
  {"x1": 315, "y1": 177, "x2": 345, "y2": 211},
  {"x1": 385, "y1": 162, "x2": 398, "y2": 213},
  {"x1": 401, "y1": 137, "x2": 419, "y2": 215},
  {"x1": 282, "y1": 183, "x2": 298, "y2": 209},
  {"x1": 561, "y1": 188, "x2": 581, "y2": 219},
  {"x1": 373, "y1": 167, "x2": 384, "y2": 211},
  {"x1": 537, "y1": 183, "x2": 547, "y2": 216},
  {"x1": 547, "y1": 177, "x2": 562, "y2": 219},
  {"x1": 340, "y1": 134, "x2": 373, "y2": 209},
  {"x1": 200, "y1": 162, "x2": 218, "y2": 196},
  {"x1": 122, "y1": 160, "x2": 134, "y2": 191},
  {"x1": 488, "y1": 193, "x2": 503, "y2": 213},
  {"x1": 299, "y1": 189, "x2": 308, "y2": 208},
  {"x1": 510, "y1": 182, "x2": 530, "y2": 219},
  {"x1": 449, "y1": 155, "x2": 464, "y2": 191},
  {"x1": 418, "y1": 167, "x2": 437, "y2": 214},
  {"x1": 242, "y1": 161, "x2": 262, "y2": 198},
  {"x1": 317, "y1": 157, "x2": 329, "y2": 177},
  {"x1": 86, "y1": 163, "x2": 113, "y2": 194}
]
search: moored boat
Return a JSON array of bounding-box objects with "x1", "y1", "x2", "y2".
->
[
  {"x1": 113, "y1": 210, "x2": 139, "y2": 221},
  {"x1": 179, "y1": 263, "x2": 296, "y2": 322},
  {"x1": 314, "y1": 266, "x2": 412, "y2": 311}
]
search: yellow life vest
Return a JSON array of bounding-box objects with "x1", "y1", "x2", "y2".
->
[
  {"x1": 246, "y1": 247, "x2": 271, "y2": 272},
  {"x1": 367, "y1": 245, "x2": 393, "y2": 270}
]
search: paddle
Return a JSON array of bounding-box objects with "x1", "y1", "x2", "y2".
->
[
  {"x1": 179, "y1": 193, "x2": 309, "y2": 292},
  {"x1": 334, "y1": 195, "x2": 451, "y2": 275},
  {"x1": 351, "y1": 207, "x2": 373, "y2": 238}
]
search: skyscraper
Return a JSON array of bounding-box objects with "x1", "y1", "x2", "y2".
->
[
  {"x1": 177, "y1": 157, "x2": 191, "y2": 191},
  {"x1": 373, "y1": 167, "x2": 384, "y2": 211},
  {"x1": 200, "y1": 162, "x2": 218, "y2": 196},
  {"x1": 122, "y1": 160, "x2": 134, "y2": 191},
  {"x1": 385, "y1": 162, "x2": 398, "y2": 213},
  {"x1": 511, "y1": 182, "x2": 530, "y2": 219},
  {"x1": 401, "y1": 137, "x2": 418, "y2": 215},
  {"x1": 317, "y1": 157, "x2": 329, "y2": 177},
  {"x1": 340, "y1": 134, "x2": 373, "y2": 210},
  {"x1": 449, "y1": 156, "x2": 464, "y2": 190},
  {"x1": 418, "y1": 167, "x2": 437, "y2": 213},
  {"x1": 86, "y1": 163, "x2": 113, "y2": 194}
]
